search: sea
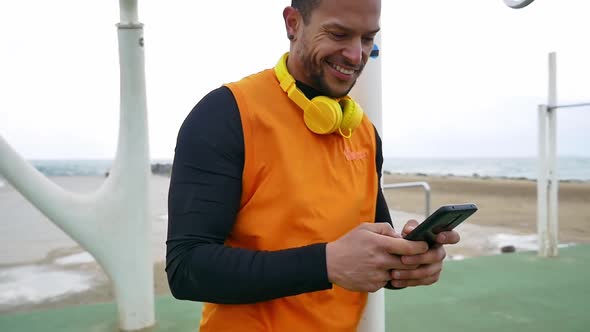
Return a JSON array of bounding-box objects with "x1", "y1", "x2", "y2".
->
[
  {"x1": 382, "y1": 157, "x2": 590, "y2": 181},
  {"x1": 0, "y1": 157, "x2": 588, "y2": 185}
]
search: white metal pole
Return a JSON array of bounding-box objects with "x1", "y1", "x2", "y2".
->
[
  {"x1": 547, "y1": 107, "x2": 559, "y2": 256},
  {"x1": 350, "y1": 34, "x2": 383, "y2": 136},
  {"x1": 351, "y1": 35, "x2": 385, "y2": 332},
  {"x1": 120, "y1": 0, "x2": 139, "y2": 24},
  {"x1": 537, "y1": 104, "x2": 548, "y2": 256},
  {"x1": 547, "y1": 52, "x2": 559, "y2": 257},
  {"x1": 106, "y1": 1, "x2": 155, "y2": 329}
]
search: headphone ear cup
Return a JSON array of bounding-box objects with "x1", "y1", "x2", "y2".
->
[
  {"x1": 339, "y1": 98, "x2": 364, "y2": 135},
  {"x1": 304, "y1": 96, "x2": 343, "y2": 134}
]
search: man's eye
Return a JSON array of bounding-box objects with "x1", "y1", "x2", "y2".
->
[{"x1": 330, "y1": 32, "x2": 347, "y2": 39}]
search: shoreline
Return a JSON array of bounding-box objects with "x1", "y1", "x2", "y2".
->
[
  {"x1": 6, "y1": 159, "x2": 590, "y2": 182},
  {"x1": 382, "y1": 170, "x2": 590, "y2": 184}
]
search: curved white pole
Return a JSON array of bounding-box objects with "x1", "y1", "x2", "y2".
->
[
  {"x1": 0, "y1": 1, "x2": 154, "y2": 330},
  {"x1": 503, "y1": 0, "x2": 536, "y2": 9}
]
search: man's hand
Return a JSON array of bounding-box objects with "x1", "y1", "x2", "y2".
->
[
  {"x1": 326, "y1": 222, "x2": 428, "y2": 293},
  {"x1": 389, "y1": 219, "x2": 461, "y2": 288}
]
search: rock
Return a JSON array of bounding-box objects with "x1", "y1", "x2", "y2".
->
[{"x1": 501, "y1": 245, "x2": 516, "y2": 253}]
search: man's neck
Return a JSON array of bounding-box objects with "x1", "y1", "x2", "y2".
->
[{"x1": 295, "y1": 80, "x2": 324, "y2": 100}]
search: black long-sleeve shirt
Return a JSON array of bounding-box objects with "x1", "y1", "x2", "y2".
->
[{"x1": 166, "y1": 83, "x2": 392, "y2": 304}]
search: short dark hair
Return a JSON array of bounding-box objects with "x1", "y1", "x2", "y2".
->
[{"x1": 291, "y1": 0, "x2": 321, "y2": 25}]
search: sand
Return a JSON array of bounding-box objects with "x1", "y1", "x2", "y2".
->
[
  {"x1": 1, "y1": 173, "x2": 588, "y2": 314},
  {"x1": 382, "y1": 173, "x2": 590, "y2": 243}
]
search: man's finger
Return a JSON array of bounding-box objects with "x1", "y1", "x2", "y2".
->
[
  {"x1": 401, "y1": 245, "x2": 446, "y2": 265},
  {"x1": 391, "y1": 262, "x2": 442, "y2": 280},
  {"x1": 375, "y1": 234, "x2": 428, "y2": 256},
  {"x1": 402, "y1": 219, "x2": 419, "y2": 237},
  {"x1": 378, "y1": 254, "x2": 419, "y2": 271},
  {"x1": 364, "y1": 222, "x2": 399, "y2": 238},
  {"x1": 390, "y1": 272, "x2": 441, "y2": 288},
  {"x1": 435, "y1": 230, "x2": 461, "y2": 244}
]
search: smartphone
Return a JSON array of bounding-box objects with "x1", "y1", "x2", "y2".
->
[{"x1": 404, "y1": 203, "x2": 478, "y2": 245}]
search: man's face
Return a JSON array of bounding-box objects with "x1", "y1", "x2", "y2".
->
[{"x1": 292, "y1": 0, "x2": 381, "y2": 98}]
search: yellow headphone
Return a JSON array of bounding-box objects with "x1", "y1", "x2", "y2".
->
[{"x1": 274, "y1": 53, "x2": 364, "y2": 138}]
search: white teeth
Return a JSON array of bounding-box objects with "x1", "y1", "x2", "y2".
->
[{"x1": 332, "y1": 64, "x2": 354, "y2": 75}]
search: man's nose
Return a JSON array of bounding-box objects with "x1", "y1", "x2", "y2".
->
[{"x1": 342, "y1": 37, "x2": 363, "y2": 66}]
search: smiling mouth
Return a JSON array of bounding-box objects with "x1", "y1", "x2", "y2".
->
[{"x1": 327, "y1": 61, "x2": 356, "y2": 76}]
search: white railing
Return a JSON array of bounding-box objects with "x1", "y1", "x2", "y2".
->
[{"x1": 383, "y1": 182, "x2": 431, "y2": 218}]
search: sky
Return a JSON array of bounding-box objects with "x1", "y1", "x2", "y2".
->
[{"x1": 0, "y1": 0, "x2": 588, "y2": 160}]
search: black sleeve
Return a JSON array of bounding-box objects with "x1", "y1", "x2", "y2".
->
[
  {"x1": 373, "y1": 126, "x2": 392, "y2": 226},
  {"x1": 166, "y1": 86, "x2": 331, "y2": 304}
]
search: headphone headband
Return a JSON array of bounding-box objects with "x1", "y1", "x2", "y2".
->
[{"x1": 274, "y1": 53, "x2": 312, "y2": 112}]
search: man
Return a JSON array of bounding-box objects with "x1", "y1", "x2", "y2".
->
[{"x1": 166, "y1": 0, "x2": 460, "y2": 331}]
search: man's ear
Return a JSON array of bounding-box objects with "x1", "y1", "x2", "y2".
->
[{"x1": 283, "y1": 7, "x2": 301, "y2": 41}]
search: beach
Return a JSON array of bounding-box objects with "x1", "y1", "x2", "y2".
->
[
  {"x1": 383, "y1": 173, "x2": 590, "y2": 243},
  {"x1": 1, "y1": 173, "x2": 589, "y2": 314}
]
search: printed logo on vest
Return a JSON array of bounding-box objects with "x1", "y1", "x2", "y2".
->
[{"x1": 344, "y1": 149, "x2": 368, "y2": 161}]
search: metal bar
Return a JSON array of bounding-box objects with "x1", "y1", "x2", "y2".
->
[
  {"x1": 549, "y1": 102, "x2": 590, "y2": 110},
  {"x1": 548, "y1": 52, "x2": 557, "y2": 107},
  {"x1": 383, "y1": 182, "x2": 431, "y2": 218}
]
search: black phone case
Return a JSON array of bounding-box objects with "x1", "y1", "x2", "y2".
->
[{"x1": 404, "y1": 203, "x2": 478, "y2": 245}]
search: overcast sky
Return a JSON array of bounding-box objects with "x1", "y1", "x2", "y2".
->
[{"x1": 0, "y1": 0, "x2": 588, "y2": 160}]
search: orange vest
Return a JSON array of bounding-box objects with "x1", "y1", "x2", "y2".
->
[{"x1": 200, "y1": 68, "x2": 378, "y2": 331}]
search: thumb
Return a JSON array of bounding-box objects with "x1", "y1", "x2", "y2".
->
[
  {"x1": 367, "y1": 222, "x2": 399, "y2": 238},
  {"x1": 402, "y1": 219, "x2": 420, "y2": 237}
]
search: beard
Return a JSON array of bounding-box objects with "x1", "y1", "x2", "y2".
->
[{"x1": 298, "y1": 44, "x2": 365, "y2": 98}]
